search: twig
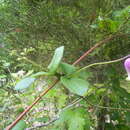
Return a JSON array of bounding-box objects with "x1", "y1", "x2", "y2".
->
[
  {"x1": 65, "y1": 96, "x2": 130, "y2": 112},
  {"x1": 25, "y1": 117, "x2": 59, "y2": 130},
  {"x1": 62, "y1": 98, "x2": 82, "y2": 111},
  {"x1": 84, "y1": 97, "x2": 130, "y2": 111},
  {"x1": 7, "y1": 67, "x2": 15, "y2": 86}
]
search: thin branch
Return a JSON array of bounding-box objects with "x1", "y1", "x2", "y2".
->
[
  {"x1": 7, "y1": 67, "x2": 15, "y2": 86},
  {"x1": 26, "y1": 117, "x2": 59, "y2": 130},
  {"x1": 62, "y1": 98, "x2": 82, "y2": 111},
  {"x1": 84, "y1": 98, "x2": 130, "y2": 111},
  {"x1": 71, "y1": 97, "x2": 130, "y2": 112}
]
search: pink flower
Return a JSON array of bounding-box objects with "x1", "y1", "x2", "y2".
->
[{"x1": 124, "y1": 58, "x2": 130, "y2": 81}]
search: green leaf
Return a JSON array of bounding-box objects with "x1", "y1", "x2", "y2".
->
[
  {"x1": 31, "y1": 71, "x2": 52, "y2": 77},
  {"x1": 60, "y1": 77, "x2": 89, "y2": 96},
  {"x1": 125, "y1": 112, "x2": 130, "y2": 122},
  {"x1": 12, "y1": 120, "x2": 27, "y2": 130},
  {"x1": 48, "y1": 46, "x2": 64, "y2": 74},
  {"x1": 116, "y1": 125, "x2": 130, "y2": 130},
  {"x1": 58, "y1": 108, "x2": 91, "y2": 130},
  {"x1": 16, "y1": 107, "x2": 24, "y2": 114},
  {"x1": 75, "y1": 70, "x2": 92, "y2": 80},
  {"x1": 114, "y1": 6, "x2": 130, "y2": 20},
  {"x1": 60, "y1": 62, "x2": 91, "y2": 80},
  {"x1": 3, "y1": 62, "x2": 10, "y2": 68},
  {"x1": 60, "y1": 62, "x2": 76, "y2": 75},
  {"x1": 0, "y1": 75, "x2": 7, "y2": 79},
  {"x1": 14, "y1": 77, "x2": 35, "y2": 90}
]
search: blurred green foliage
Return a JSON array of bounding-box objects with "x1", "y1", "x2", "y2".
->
[{"x1": 0, "y1": 0, "x2": 130, "y2": 129}]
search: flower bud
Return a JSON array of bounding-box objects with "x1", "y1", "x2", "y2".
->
[{"x1": 124, "y1": 58, "x2": 130, "y2": 81}]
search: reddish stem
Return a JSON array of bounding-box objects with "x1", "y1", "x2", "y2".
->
[{"x1": 73, "y1": 33, "x2": 124, "y2": 65}]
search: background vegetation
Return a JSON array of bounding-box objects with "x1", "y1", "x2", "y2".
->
[{"x1": 0, "y1": 0, "x2": 130, "y2": 129}]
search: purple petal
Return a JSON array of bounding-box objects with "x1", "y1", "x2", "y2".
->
[{"x1": 124, "y1": 58, "x2": 130, "y2": 80}]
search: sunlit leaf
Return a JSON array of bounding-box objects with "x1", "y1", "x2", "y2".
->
[
  {"x1": 74, "y1": 70, "x2": 92, "y2": 80},
  {"x1": 60, "y1": 62, "x2": 91, "y2": 79},
  {"x1": 48, "y1": 46, "x2": 64, "y2": 74},
  {"x1": 61, "y1": 77, "x2": 89, "y2": 96},
  {"x1": 0, "y1": 75, "x2": 7, "y2": 79},
  {"x1": 14, "y1": 77, "x2": 35, "y2": 90},
  {"x1": 60, "y1": 62, "x2": 76, "y2": 75},
  {"x1": 58, "y1": 108, "x2": 91, "y2": 130},
  {"x1": 12, "y1": 120, "x2": 27, "y2": 130}
]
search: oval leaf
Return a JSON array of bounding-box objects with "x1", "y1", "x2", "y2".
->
[
  {"x1": 75, "y1": 70, "x2": 92, "y2": 80},
  {"x1": 12, "y1": 120, "x2": 27, "y2": 130},
  {"x1": 60, "y1": 62, "x2": 76, "y2": 75},
  {"x1": 60, "y1": 62, "x2": 91, "y2": 80},
  {"x1": 14, "y1": 77, "x2": 35, "y2": 90},
  {"x1": 48, "y1": 46, "x2": 64, "y2": 73},
  {"x1": 60, "y1": 77, "x2": 89, "y2": 96}
]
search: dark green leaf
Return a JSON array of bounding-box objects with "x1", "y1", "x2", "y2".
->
[
  {"x1": 60, "y1": 62, "x2": 91, "y2": 79},
  {"x1": 58, "y1": 108, "x2": 91, "y2": 130},
  {"x1": 60, "y1": 77, "x2": 89, "y2": 96},
  {"x1": 48, "y1": 46, "x2": 64, "y2": 74},
  {"x1": 60, "y1": 62, "x2": 76, "y2": 75},
  {"x1": 12, "y1": 120, "x2": 27, "y2": 130},
  {"x1": 116, "y1": 124, "x2": 130, "y2": 130},
  {"x1": 14, "y1": 77, "x2": 35, "y2": 90},
  {"x1": 75, "y1": 70, "x2": 92, "y2": 80}
]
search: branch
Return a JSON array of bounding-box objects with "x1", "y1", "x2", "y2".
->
[
  {"x1": 26, "y1": 117, "x2": 59, "y2": 130},
  {"x1": 83, "y1": 97, "x2": 130, "y2": 111}
]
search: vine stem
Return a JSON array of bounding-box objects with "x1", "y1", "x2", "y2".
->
[
  {"x1": 75, "y1": 54, "x2": 130, "y2": 74},
  {"x1": 87, "y1": 102, "x2": 130, "y2": 111},
  {"x1": 6, "y1": 33, "x2": 126, "y2": 130}
]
